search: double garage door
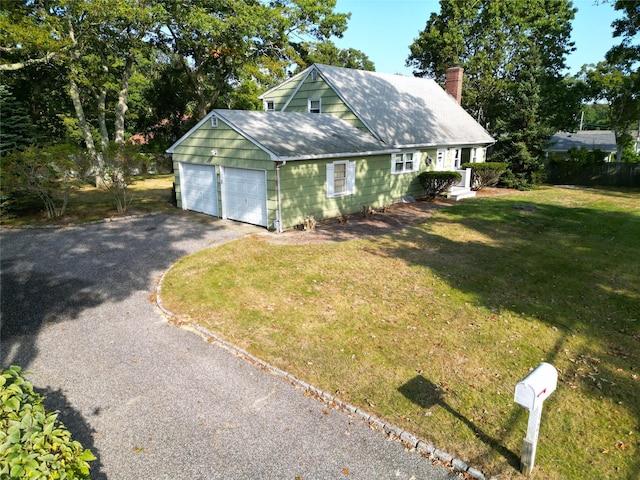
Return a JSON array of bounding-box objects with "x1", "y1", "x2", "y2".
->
[{"x1": 179, "y1": 163, "x2": 268, "y2": 227}]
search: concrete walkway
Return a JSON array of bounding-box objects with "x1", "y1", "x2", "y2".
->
[{"x1": 1, "y1": 213, "x2": 460, "y2": 479}]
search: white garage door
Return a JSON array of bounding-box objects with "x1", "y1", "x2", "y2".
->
[
  {"x1": 222, "y1": 167, "x2": 267, "y2": 227},
  {"x1": 179, "y1": 163, "x2": 218, "y2": 216}
]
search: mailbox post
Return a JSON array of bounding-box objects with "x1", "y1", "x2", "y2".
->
[{"x1": 514, "y1": 362, "x2": 558, "y2": 476}]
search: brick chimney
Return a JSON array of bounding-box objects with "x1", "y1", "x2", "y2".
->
[{"x1": 445, "y1": 67, "x2": 464, "y2": 105}]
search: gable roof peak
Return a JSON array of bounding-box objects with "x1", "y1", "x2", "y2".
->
[{"x1": 309, "y1": 64, "x2": 494, "y2": 148}]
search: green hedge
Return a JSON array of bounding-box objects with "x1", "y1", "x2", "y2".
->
[
  {"x1": 460, "y1": 162, "x2": 508, "y2": 190},
  {"x1": 417, "y1": 171, "x2": 462, "y2": 200},
  {"x1": 0, "y1": 366, "x2": 95, "y2": 479}
]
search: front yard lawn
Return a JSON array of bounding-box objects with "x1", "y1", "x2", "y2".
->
[
  {"x1": 1, "y1": 174, "x2": 175, "y2": 226},
  {"x1": 160, "y1": 186, "x2": 640, "y2": 479}
]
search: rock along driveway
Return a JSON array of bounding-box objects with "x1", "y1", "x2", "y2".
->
[{"x1": 0, "y1": 213, "x2": 459, "y2": 480}]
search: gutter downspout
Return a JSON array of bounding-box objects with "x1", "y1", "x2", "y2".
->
[{"x1": 275, "y1": 160, "x2": 287, "y2": 233}]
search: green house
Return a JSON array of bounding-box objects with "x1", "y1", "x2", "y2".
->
[{"x1": 167, "y1": 64, "x2": 494, "y2": 231}]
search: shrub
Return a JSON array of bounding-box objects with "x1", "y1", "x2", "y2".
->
[
  {"x1": 0, "y1": 366, "x2": 95, "y2": 479},
  {"x1": 0, "y1": 145, "x2": 90, "y2": 218},
  {"x1": 545, "y1": 147, "x2": 609, "y2": 184},
  {"x1": 99, "y1": 142, "x2": 149, "y2": 213},
  {"x1": 417, "y1": 171, "x2": 462, "y2": 200},
  {"x1": 460, "y1": 162, "x2": 508, "y2": 190}
]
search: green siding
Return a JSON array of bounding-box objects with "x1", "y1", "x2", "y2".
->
[
  {"x1": 261, "y1": 72, "x2": 368, "y2": 129},
  {"x1": 275, "y1": 75, "x2": 369, "y2": 133},
  {"x1": 277, "y1": 151, "x2": 433, "y2": 230},
  {"x1": 388, "y1": 149, "x2": 437, "y2": 200},
  {"x1": 172, "y1": 75, "x2": 491, "y2": 229},
  {"x1": 172, "y1": 119, "x2": 275, "y2": 216},
  {"x1": 173, "y1": 118, "x2": 438, "y2": 229},
  {"x1": 262, "y1": 76, "x2": 304, "y2": 111}
]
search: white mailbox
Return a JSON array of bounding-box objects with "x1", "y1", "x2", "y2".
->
[
  {"x1": 514, "y1": 362, "x2": 558, "y2": 410},
  {"x1": 514, "y1": 362, "x2": 559, "y2": 475}
]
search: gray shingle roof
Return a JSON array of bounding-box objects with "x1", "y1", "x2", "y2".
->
[
  {"x1": 547, "y1": 131, "x2": 617, "y2": 152},
  {"x1": 215, "y1": 110, "x2": 398, "y2": 160},
  {"x1": 312, "y1": 64, "x2": 494, "y2": 148}
]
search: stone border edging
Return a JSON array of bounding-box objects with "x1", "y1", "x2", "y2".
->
[{"x1": 155, "y1": 261, "x2": 491, "y2": 480}]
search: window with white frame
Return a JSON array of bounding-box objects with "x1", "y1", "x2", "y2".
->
[
  {"x1": 326, "y1": 160, "x2": 356, "y2": 198},
  {"x1": 392, "y1": 152, "x2": 420, "y2": 174},
  {"x1": 311, "y1": 70, "x2": 318, "y2": 82},
  {"x1": 471, "y1": 147, "x2": 479, "y2": 163},
  {"x1": 264, "y1": 100, "x2": 275, "y2": 111},
  {"x1": 308, "y1": 98, "x2": 321, "y2": 113}
]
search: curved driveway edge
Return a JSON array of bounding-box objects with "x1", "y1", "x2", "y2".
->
[
  {"x1": 1, "y1": 213, "x2": 466, "y2": 480},
  {"x1": 156, "y1": 265, "x2": 486, "y2": 480}
]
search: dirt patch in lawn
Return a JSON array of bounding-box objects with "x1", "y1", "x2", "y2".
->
[{"x1": 263, "y1": 188, "x2": 516, "y2": 245}]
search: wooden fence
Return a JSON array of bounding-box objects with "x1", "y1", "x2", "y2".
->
[{"x1": 545, "y1": 163, "x2": 640, "y2": 187}]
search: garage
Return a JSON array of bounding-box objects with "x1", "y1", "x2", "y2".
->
[
  {"x1": 222, "y1": 167, "x2": 268, "y2": 227},
  {"x1": 179, "y1": 163, "x2": 218, "y2": 216}
]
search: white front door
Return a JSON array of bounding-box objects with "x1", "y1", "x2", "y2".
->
[
  {"x1": 179, "y1": 163, "x2": 218, "y2": 216},
  {"x1": 222, "y1": 167, "x2": 268, "y2": 227}
]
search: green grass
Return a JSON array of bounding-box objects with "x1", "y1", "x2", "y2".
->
[
  {"x1": 161, "y1": 186, "x2": 640, "y2": 479},
  {"x1": 1, "y1": 174, "x2": 175, "y2": 226}
]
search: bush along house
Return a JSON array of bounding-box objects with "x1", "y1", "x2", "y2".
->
[{"x1": 167, "y1": 64, "x2": 495, "y2": 231}]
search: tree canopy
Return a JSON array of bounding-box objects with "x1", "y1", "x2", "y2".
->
[
  {"x1": 576, "y1": 1, "x2": 639, "y2": 161},
  {"x1": 406, "y1": 0, "x2": 579, "y2": 188},
  {"x1": 0, "y1": 0, "x2": 362, "y2": 155}
]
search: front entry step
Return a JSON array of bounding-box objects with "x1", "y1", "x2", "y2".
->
[{"x1": 447, "y1": 187, "x2": 477, "y2": 201}]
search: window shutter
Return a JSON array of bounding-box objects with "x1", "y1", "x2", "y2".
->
[
  {"x1": 412, "y1": 151, "x2": 421, "y2": 171},
  {"x1": 326, "y1": 163, "x2": 335, "y2": 198},
  {"x1": 347, "y1": 161, "x2": 356, "y2": 194}
]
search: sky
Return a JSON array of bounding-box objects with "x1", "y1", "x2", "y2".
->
[{"x1": 333, "y1": 0, "x2": 624, "y2": 76}]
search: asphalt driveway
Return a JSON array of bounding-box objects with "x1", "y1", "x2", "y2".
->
[{"x1": 0, "y1": 213, "x2": 459, "y2": 479}]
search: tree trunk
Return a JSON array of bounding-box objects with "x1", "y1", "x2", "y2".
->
[
  {"x1": 97, "y1": 86, "x2": 109, "y2": 151},
  {"x1": 114, "y1": 54, "x2": 134, "y2": 144},
  {"x1": 69, "y1": 78, "x2": 98, "y2": 164},
  {"x1": 194, "y1": 68, "x2": 208, "y2": 119}
]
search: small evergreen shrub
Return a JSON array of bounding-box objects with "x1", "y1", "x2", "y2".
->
[
  {"x1": 460, "y1": 162, "x2": 508, "y2": 190},
  {"x1": 417, "y1": 171, "x2": 462, "y2": 200},
  {"x1": 0, "y1": 366, "x2": 95, "y2": 479}
]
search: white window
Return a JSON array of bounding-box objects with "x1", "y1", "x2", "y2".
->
[
  {"x1": 311, "y1": 70, "x2": 318, "y2": 82},
  {"x1": 210, "y1": 117, "x2": 218, "y2": 127},
  {"x1": 471, "y1": 147, "x2": 480, "y2": 163},
  {"x1": 326, "y1": 160, "x2": 356, "y2": 198},
  {"x1": 391, "y1": 152, "x2": 420, "y2": 174},
  {"x1": 264, "y1": 100, "x2": 275, "y2": 111},
  {"x1": 308, "y1": 98, "x2": 321, "y2": 113}
]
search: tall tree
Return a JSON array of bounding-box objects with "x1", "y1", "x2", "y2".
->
[
  {"x1": 155, "y1": 0, "x2": 350, "y2": 118},
  {"x1": 0, "y1": 86, "x2": 38, "y2": 154},
  {"x1": 406, "y1": 0, "x2": 578, "y2": 188},
  {"x1": 292, "y1": 41, "x2": 375, "y2": 71},
  {"x1": 608, "y1": 0, "x2": 640, "y2": 68},
  {"x1": 1, "y1": 0, "x2": 161, "y2": 160},
  {"x1": 577, "y1": 1, "x2": 639, "y2": 161},
  {"x1": 1, "y1": 0, "x2": 352, "y2": 156},
  {"x1": 0, "y1": 0, "x2": 68, "y2": 71}
]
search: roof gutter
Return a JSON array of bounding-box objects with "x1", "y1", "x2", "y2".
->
[
  {"x1": 279, "y1": 148, "x2": 401, "y2": 162},
  {"x1": 392, "y1": 141, "x2": 495, "y2": 150}
]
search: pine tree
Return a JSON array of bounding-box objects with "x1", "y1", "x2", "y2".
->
[{"x1": 0, "y1": 85, "x2": 37, "y2": 155}]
